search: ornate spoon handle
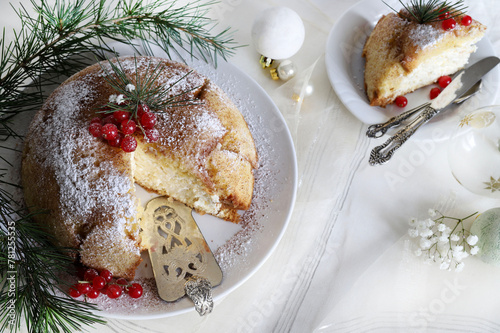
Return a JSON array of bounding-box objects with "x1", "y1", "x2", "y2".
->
[
  {"x1": 369, "y1": 105, "x2": 438, "y2": 165},
  {"x1": 366, "y1": 102, "x2": 430, "y2": 138}
]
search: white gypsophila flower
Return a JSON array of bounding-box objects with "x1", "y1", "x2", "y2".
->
[
  {"x1": 467, "y1": 235, "x2": 479, "y2": 246},
  {"x1": 125, "y1": 83, "x2": 136, "y2": 92},
  {"x1": 417, "y1": 221, "x2": 429, "y2": 233},
  {"x1": 109, "y1": 94, "x2": 117, "y2": 103},
  {"x1": 428, "y1": 209, "x2": 438, "y2": 218},
  {"x1": 115, "y1": 94, "x2": 125, "y2": 104},
  {"x1": 420, "y1": 229, "x2": 433, "y2": 238},
  {"x1": 452, "y1": 248, "x2": 469, "y2": 262},
  {"x1": 409, "y1": 218, "x2": 418, "y2": 227},
  {"x1": 420, "y1": 238, "x2": 432, "y2": 250},
  {"x1": 437, "y1": 224, "x2": 446, "y2": 232},
  {"x1": 450, "y1": 234, "x2": 460, "y2": 242},
  {"x1": 440, "y1": 261, "x2": 450, "y2": 270},
  {"x1": 414, "y1": 248, "x2": 423, "y2": 257},
  {"x1": 408, "y1": 228, "x2": 419, "y2": 238},
  {"x1": 438, "y1": 234, "x2": 449, "y2": 243},
  {"x1": 455, "y1": 262, "x2": 465, "y2": 272},
  {"x1": 426, "y1": 218, "x2": 436, "y2": 228},
  {"x1": 470, "y1": 246, "x2": 479, "y2": 255}
]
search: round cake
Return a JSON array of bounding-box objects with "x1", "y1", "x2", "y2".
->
[{"x1": 21, "y1": 56, "x2": 258, "y2": 279}]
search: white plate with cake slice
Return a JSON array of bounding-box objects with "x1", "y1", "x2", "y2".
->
[{"x1": 325, "y1": 0, "x2": 500, "y2": 139}]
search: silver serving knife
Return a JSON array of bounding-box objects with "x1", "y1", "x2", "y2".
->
[{"x1": 369, "y1": 56, "x2": 500, "y2": 166}]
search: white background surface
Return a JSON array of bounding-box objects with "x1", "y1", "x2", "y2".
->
[{"x1": 3, "y1": 0, "x2": 500, "y2": 332}]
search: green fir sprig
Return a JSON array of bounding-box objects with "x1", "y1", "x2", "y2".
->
[
  {"x1": 98, "y1": 55, "x2": 201, "y2": 119},
  {"x1": 384, "y1": 0, "x2": 468, "y2": 24},
  {"x1": 0, "y1": 0, "x2": 238, "y2": 332}
]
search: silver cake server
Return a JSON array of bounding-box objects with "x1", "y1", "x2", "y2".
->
[
  {"x1": 142, "y1": 197, "x2": 223, "y2": 316},
  {"x1": 369, "y1": 56, "x2": 500, "y2": 166}
]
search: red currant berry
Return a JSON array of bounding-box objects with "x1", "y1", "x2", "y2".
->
[
  {"x1": 437, "y1": 75, "x2": 452, "y2": 88},
  {"x1": 128, "y1": 283, "x2": 143, "y2": 299},
  {"x1": 77, "y1": 282, "x2": 92, "y2": 295},
  {"x1": 100, "y1": 269, "x2": 113, "y2": 282},
  {"x1": 102, "y1": 123, "x2": 118, "y2": 140},
  {"x1": 84, "y1": 268, "x2": 99, "y2": 282},
  {"x1": 107, "y1": 284, "x2": 123, "y2": 299},
  {"x1": 137, "y1": 104, "x2": 150, "y2": 119},
  {"x1": 100, "y1": 284, "x2": 108, "y2": 295},
  {"x1": 89, "y1": 123, "x2": 102, "y2": 138},
  {"x1": 121, "y1": 136, "x2": 137, "y2": 153},
  {"x1": 438, "y1": 11, "x2": 450, "y2": 20},
  {"x1": 461, "y1": 15, "x2": 472, "y2": 26},
  {"x1": 141, "y1": 112, "x2": 157, "y2": 129},
  {"x1": 101, "y1": 115, "x2": 117, "y2": 126},
  {"x1": 430, "y1": 87, "x2": 441, "y2": 100},
  {"x1": 145, "y1": 128, "x2": 160, "y2": 142},
  {"x1": 116, "y1": 278, "x2": 128, "y2": 287},
  {"x1": 108, "y1": 133, "x2": 123, "y2": 147},
  {"x1": 90, "y1": 117, "x2": 102, "y2": 124},
  {"x1": 121, "y1": 119, "x2": 137, "y2": 135},
  {"x1": 92, "y1": 276, "x2": 106, "y2": 290},
  {"x1": 69, "y1": 284, "x2": 82, "y2": 298},
  {"x1": 394, "y1": 96, "x2": 408, "y2": 108},
  {"x1": 113, "y1": 110, "x2": 130, "y2": 122},
  {"x1": 442, "y1": 18, "x2": 456, "y2": 30},
  {"x1": 87, "y1": 288, "x2": 100, "y2": 299}
]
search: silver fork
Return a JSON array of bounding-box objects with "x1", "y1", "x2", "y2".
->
[{"x1": 366, "y1": 79, "x2": 482, "y2": 138}]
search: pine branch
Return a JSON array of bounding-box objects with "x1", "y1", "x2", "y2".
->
[
  {"x1": 98, "y1": 55, "x2": 201, "y2": 118},
  {"x1": 384, "y1": 0, "x2": 468, "y2": 24},
  {"x1": 0, "y1": 0, "x2": 238, "y2": 118},
  {"x1": 0, "y1": 0, "x2": 239, "y2": 331}
]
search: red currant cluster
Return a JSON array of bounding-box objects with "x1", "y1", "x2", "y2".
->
[
  {"x1": 88, "y1": 100, "x2": 160, "y2": 153},
  {"x1": 69, "y1": 268, "x2": 143, "y2": 299},
  {"x1": 429, "y1": 75, "x2": 452, "y2": 100},
  {"x1": 439, "y1": 10, "x2": 472, "y2": 31},
  {"x1": 394, "y1": 75, "x2": 452, "y2": 108}
]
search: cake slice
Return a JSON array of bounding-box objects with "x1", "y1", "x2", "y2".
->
[{"x1": 363, "y1": 11, "x2": 486, "y2": 107}]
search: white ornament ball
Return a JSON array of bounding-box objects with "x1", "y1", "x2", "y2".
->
[
  {"x1": 251, "y1": 7, "x2": 305, "y2": 60},
  {"x1": 277, "y1": 60, "x2": 297, "y2": 81},
  {"x1": 470, "y1": 207, "x2": 500, "y2": 265}
]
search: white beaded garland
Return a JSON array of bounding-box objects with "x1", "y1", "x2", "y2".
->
[{"x1": 251, "y1": 7, "x2": 305, "y2": 60}]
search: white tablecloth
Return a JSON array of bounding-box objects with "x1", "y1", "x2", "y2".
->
[{"x1": 3, "y1": 0, "x2": 500, "y2": 332}]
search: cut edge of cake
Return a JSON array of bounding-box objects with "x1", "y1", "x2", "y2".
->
[{"x1": 363, "y1": 12, "x2": 487, "y2": 107}]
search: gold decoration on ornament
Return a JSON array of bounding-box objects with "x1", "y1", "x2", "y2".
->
[
  {"x1": 484, "y1": 177, "x2": 500, "y2": 193},
  {"x1": 259, "y1": 55, "x2": 274, "y2": 68},
  {"x1": 269, "y1": 68, "x2": 279, "y2": 80}
]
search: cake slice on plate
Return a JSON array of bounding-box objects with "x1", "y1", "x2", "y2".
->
[{"x1": 363, "y1": 4, "x2": 486, "y2": 107}]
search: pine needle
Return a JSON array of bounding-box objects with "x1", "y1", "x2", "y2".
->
[{"x1": 384, "y1": 0, "x2": 468, "y2": 24}]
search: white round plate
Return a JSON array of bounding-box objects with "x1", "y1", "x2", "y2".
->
[
  {"x1": 325, "y1": 0, "x2": 500, "y2": 137},
  {"x1": 5, "y1": 42, "x2": 297, "y2": 319},
  {"x1": 91, "y1": 43, "x2": 298, "y2": 319}
]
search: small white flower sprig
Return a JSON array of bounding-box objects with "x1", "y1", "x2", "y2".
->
[{"x1": 408, "y1": 209, "x2": 480, "y2": 272}]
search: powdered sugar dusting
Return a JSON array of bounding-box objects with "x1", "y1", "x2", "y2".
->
[
  {"x1": 34, "y1": 78, "x2": 137, "y2": 223},
  {"x1": 408, "y1": 22, "x2": 445, "y2": 51}
]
